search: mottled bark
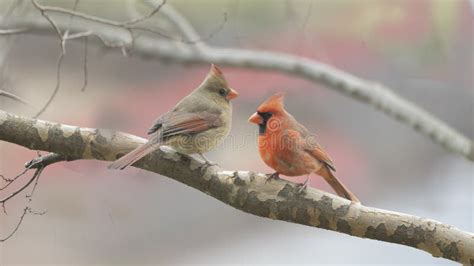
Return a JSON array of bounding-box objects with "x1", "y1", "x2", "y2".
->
[{"x1": 0, "y1": 110, "x2": 472, "y2": 264}]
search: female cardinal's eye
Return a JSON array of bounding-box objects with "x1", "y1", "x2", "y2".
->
[{"x1": 219, "y1": 88, "x2": 227, "y2": 96}]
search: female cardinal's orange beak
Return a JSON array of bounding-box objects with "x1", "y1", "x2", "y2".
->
[
  {"x1": 226, "y1": 88, "x2": 239, "y2": 101},
  {"x1": 248, "y1": 112, "x2": 263, "y2": 124}
]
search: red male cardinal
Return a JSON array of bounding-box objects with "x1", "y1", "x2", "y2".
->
[
  {"x1": 248, "y1": 93, "x2": 360, "y2": 202},
  {"x1": 109, "y1": 64, "x2": 238, "y2": 170}
]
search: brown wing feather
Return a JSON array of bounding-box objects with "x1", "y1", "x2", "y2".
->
[
  {"x1": 109, "y1": 110, "x2": 222, "y2": 170},
  {"x1": 108, "y1": 142, "x2": 159, "y2": 170},
  {"x1": 160, "y1": 111, "x2": 222, "y2": 138}
]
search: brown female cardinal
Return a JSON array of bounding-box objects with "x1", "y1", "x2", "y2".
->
[
  {"x1": 248, "y1": 93, "x2": 360, "y2": 203},
  {"x1": 108, "y1": 64, "x2": 238, "y2": 170}
]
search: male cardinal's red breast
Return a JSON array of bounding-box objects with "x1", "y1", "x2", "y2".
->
[
  {"x1": 108, "y1": 64, "x2": 238, "y2": 170},
  {"x1": 249, "y1": 93, "x2": 360, "y2": 203}
]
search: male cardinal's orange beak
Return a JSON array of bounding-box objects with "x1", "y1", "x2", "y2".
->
[
  {"x1": 226, "y1": 88, "x2": 239, "y2": 101},
  {"x1": 248, "y1": 112, "x2": 263, "y2": 124}
]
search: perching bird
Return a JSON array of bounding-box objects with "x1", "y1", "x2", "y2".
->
[
  {"x1": 248, "y1": 93, "x2": 360, "y2": 202},
  {"x1": 108, "y1": 64, "x2": 238, "y2": 170}
]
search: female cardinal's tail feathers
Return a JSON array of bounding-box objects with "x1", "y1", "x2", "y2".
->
[
  {"x1": 317, "y1": 166, "x2": 360, "y2": 203},
  {"x1": 108, "y1": 142, "x2": 158, "y2": 170}
]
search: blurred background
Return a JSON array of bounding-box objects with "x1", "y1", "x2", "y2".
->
[{"x1": 0, "y1": 0, "x2": 472, "y2": 265}]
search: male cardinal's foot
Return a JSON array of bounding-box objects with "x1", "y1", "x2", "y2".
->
[
  {"x1": 265, "y1": 172, "x2": 280, "y2": 183},
  {"x1": 296, "y1": 176, "x2": 310, "y2": 194}
]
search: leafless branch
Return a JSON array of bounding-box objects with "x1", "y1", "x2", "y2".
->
[
  {"x1": 125, "y1": 0, "x2": 167, "y2": 25},
  {"x1": 0, "y1": 1, "x2": 472, "y2": 159},
  {"x1": 25, "y1": 153, "x2": 67, "y2": 169},
  {"x1": 137, "y1": 1, "x2": 470, "y2": 161},
  {"x1": 0, "y1": 28, "x2": 29, "y2": 34},
  {"x1": 0, "y1": 89, "x2": 29, "y2": 105},
  {"x1": 0, "y1": 167, "x2": 44, "y2": 208},
  {"x1": 0, "y1": 169, "x2": 28, "y2": 192},
  {"x1": 27, "y1": 0, "x2": 171, "y2": 116},
  {"x1": 0, "y1": 153, "x2": 65, "y2": 209},
  {"x1": 0, "y1": 206, "x2": 47, "y2": 242},
  {"x1": 31, "y1": 0, "x2": 167, "y2": 29},
  {"x1": 144, "y1": 1, "x2": 227, "y2": 48},
  {"x1": 30, "y1": 0, "x2": 65, "y2": 118},
  {"x1": 80, "y1": 36, "x2": 88, "y2": 91},
  {"x1": 0, "y1": 2, "x2": 471, "y2": 260},
  {"x1": 153, "y1": 2, "x2": 205, "y2": 48},
  {"x1": 1, "y1": 206, "x2": 30, "y2": 242},
  {"x1": 0, "y1": 110, "x2": 472, "y2": 264},
  {"x1": 0, "y1": 152, "x2": 64, "y2": 240},
  {"x1": 32, "y1": 49, "x2": 63, "y2": 118}
]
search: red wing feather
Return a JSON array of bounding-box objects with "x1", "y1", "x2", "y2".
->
[
  {"x1": 306, "y1": 146, "x2": 336, "y2": 171},
  {"x1": 289, "y1": 128, "x2": 336, "y2": 171}
]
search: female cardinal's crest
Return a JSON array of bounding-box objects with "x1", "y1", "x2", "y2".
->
[
  {"x1": 210, "y1": 64, "x2": 223, "y2": 76},
  {"x1": 201, "y1": 64, "x2": 228, "y2": 89},
  {"x1": 258, "y1": 93, "x2": 285, "y2": 112}
]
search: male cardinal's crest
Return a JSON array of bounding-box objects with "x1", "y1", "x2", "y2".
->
[{"x1": 257, "y1": 92, "x2": 285, "y2": 113}]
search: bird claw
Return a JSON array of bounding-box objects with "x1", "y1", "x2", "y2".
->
[
  {"x1": 198, "y1": 154, "x2": 217, "y2": 167},
  {"x1": 295, "y1": 182, "x2": 308, "y2": 194},
  {"x1": 200, "y1": 160, "x2": 218, "y2": 175},
  {"x1": 205, "y1": 160, "x2": 218, "y2": 166},
  {"x1": 265, "y1": 172, "x2": 280, "y2": 183}
]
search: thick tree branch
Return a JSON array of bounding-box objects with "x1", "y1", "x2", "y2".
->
[
  {"x1": 1, "y1": 10, "x2": 473, "y2": 161},
  {"x1": 0, "y1": 110, "x2": 472, "y2": 264}
]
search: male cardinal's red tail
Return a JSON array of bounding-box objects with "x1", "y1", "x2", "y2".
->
[
  {"x1": 317, "y1": 166, "x2": 360, "y2": 203},
  {"x1": 108, "y1": 142, "x2": 158, "y2": 170}
]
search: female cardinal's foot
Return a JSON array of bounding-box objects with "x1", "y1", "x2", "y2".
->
[
  {"x1": 265, "y1": 172, "x2": 280, "y2": 183},
  {"x1": 296, "y1": 176, "x2": 310, "y2": 194},
  {"x1": 199, "y1": 153, "x2": 217, "y2": 166}
]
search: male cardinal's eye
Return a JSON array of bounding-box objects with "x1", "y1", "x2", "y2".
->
[{"x1": 219, "y1": 88, "x2": 227, "y2": 96}]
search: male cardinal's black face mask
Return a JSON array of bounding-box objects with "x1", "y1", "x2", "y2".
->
[{"x1": 257, "y1": 111, "x2": 272, "y2": 135}]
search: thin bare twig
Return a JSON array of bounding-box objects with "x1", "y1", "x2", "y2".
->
[
  {"x1": 32, "y1": 50, "x2": 63, "y2": 118},
  {"x1": 1, "y1": 206, "x2": 30, "y2": 242},
  {"x1": 0, "y1": 169, "x2": 28, "y2": 192},
  {"x1": 0, "y1": 153, "x2": 64, "y2": 240},
  {"x1": 0, "y1": 174, "x2": 13, "y2": 183},
  {"x1": 26, "y1": 169, "x2": 42, "y2": 198},
  {"x1": 31, "y1": 0, "x2": 62, "y2": 37},
  {"x1": 30, "y1": 0, "x2": 65, "y2": 118},
  {"x1": 199, "y1": 12, "x2": 227, "y2": 43},
  {"x1": 0, "y1": 167, "x2": 43, "y2": 207},
  {"x1": 0, "y1": 206, "x2": 47, "y2": 242},
  {"x1": 152, "y1": 2, "x2": 204, "y2": 46},
  {"x1": 124, "y1": 0, "x2": 167, "y2": 25},
  {"x1": 0, "y1": 89, "x2": 29, "y2": 105},
  {"x1": 31, "y1": 0, "x2": 167, "y2": 28},
  {"x1": 67, "y1": 0, "x2": 88, "y2": 92},
  {"x1": 80, "y1": 36, "x2": 88, "y2": 91},
  {"x1": 0, "y1": 28, "x2": 29, "y2": 34},
  {"x1": 149, "y1": 2, "x2": 228, "y2": 47}
]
